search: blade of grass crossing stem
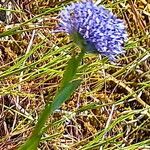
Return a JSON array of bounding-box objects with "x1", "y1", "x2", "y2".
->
[{"x1": 59, "y1": 49, "x2": 85, "y2": 90}]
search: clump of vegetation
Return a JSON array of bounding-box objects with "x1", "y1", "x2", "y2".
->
[{"x1": 0, "y1": 0, "x2": 150, "y2": 150}]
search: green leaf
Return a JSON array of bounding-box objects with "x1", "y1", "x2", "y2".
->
[
  {"x1": 18, "y1": 136, "x2": 40, "y2": 150},
  {"x1": 51, "y1": 79, "x2": 81, "y2": 112},
  {"x1": 19, "y1": 79, "x2": 81, "y2": 150}
]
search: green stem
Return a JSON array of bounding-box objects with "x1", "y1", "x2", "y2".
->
[{"x1": 18, "y1": 49, "x2": 85, "y2": 150}]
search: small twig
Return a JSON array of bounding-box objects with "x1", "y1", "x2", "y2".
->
[
  {"x1": 99, "y1": 104, "x2": 115, "y2": 150},
  {"x1": 105, "y1": 74, "x2": 150, "y2": 117}
]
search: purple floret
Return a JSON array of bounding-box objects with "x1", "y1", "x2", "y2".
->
[{"x1": 59, "y1": 0, "x2": 128, "y2": 60}]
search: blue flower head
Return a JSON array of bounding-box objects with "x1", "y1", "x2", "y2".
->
[{"x1": 59, "y1": 0, "x2": 128, "y2": 60}]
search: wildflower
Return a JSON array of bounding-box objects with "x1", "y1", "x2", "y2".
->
[{"x1": 59, "y1": 0, "x2": 128, "y2": 60}]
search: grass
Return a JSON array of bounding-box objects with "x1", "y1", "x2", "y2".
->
[{"x1": 0, "y1": 0, "x2": 150, "y2": 149}]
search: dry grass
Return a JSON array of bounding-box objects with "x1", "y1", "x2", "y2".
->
[{"x1": 0, "y1": 0, "x2": 150, "y2": 150}]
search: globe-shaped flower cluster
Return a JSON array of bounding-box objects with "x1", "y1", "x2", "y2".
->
[{"x1": 59, "y1": 0, "x2": 128, "y2": 60}]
